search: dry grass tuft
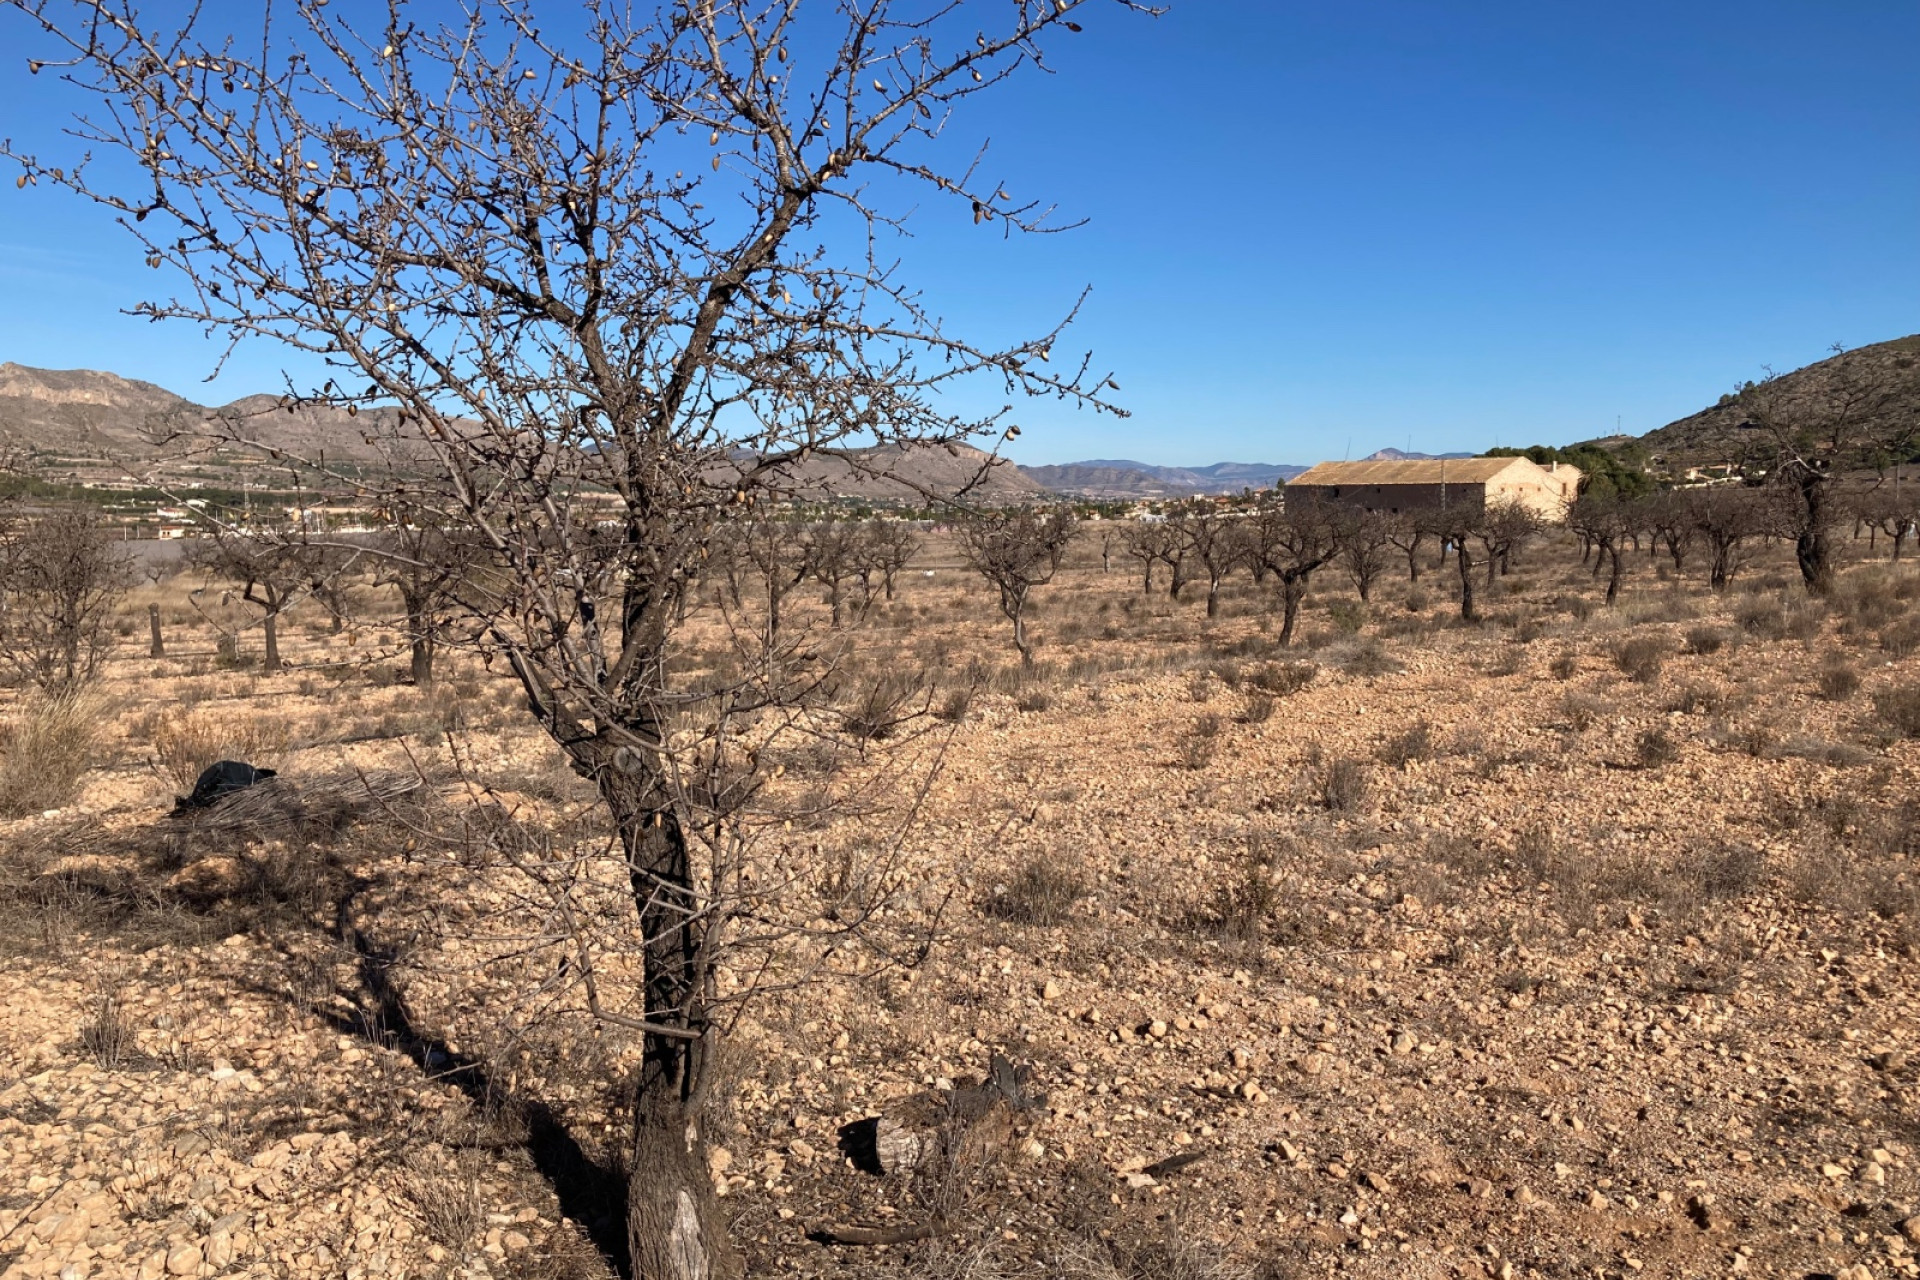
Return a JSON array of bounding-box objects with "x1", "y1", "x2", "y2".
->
[
  {"x1": 0, "y1": 689, "x2": 106, "y2": 817},
  {"x1": 406, "y1": 1151, "x2": 485, "y2": 1250},
  {"x1": 79, "y1": 991, "x2": 136, "y2": 1069},
  {"x1": 987, "y1": 857, "x2": 1087, "y2": 926},
  {"x1": 1611, "y1": 634, "x2": 1670, "y2": 683},
  {"x1": 150, "y1": 706, "x2": 289, "y2": 792}
]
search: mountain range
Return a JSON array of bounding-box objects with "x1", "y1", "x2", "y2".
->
[
  {"x1": 21, "y1": 336, "x2": 1912, "y2": 503},
  {"x1": 0, "y1": 361, "x2": 1309, "y2": 501}
]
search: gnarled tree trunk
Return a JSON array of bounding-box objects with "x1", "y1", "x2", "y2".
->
[{"x1": 594, "y1": 752, "x2": 742, "y2": 1280}]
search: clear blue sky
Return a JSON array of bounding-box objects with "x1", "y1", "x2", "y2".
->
[{"x1": 1, "y1": 1, "x2": 1915, "y2": 467}]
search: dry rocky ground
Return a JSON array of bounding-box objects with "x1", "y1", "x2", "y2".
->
[{"x1": 4, "y1": 531, "x2": 1920, "y2": 1280}]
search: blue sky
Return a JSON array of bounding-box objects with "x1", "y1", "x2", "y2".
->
[{"x1": 1, "y1": 0, "x2": 1915, "y2": 467}]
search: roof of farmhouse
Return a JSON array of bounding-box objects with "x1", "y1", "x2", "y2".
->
[{"x1": 1288, "y1": 457, "x2": 1577, "y2": 486}]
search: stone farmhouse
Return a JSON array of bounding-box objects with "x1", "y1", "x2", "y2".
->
[{"x1": 1284, "y1": 456, "x2": 1582, "y2": 522}]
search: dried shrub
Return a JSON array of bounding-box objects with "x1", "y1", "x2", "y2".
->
[
  {"x1": 1874, "y1": 685, "x2": 1920, "y2": 739},
  {"x1": 150, "y1": 707, "x2": 288, "y2": 793},
  {"x1": 988, "y1": 857, "x2": 1087, "y2": 926},
  {"x1": 1203, "y1": 840, "x2": 1287, "y2": 944},
  {"x1": 1735, "y1": 599, "x2": 1786, "y2": 640},
  {"x1": 1379, "y1": 719, "x2": 1434, "y2": 769},
  {"x1": 934, "y1": 687, "x2": 974, "y2": 723},
  {"x1": 1634, "y1": 727, "x2": 1680, "y2": 769},
  {"x1": 1250, "y1": 661, "x2": 1317, "y2": 696},
  {"x1": 1685, "y1": 625, "x2": 1725, "y2": 656},
  {"x1": 1559, "y1": 691, "x2": 1607, "y2": 732},
  {"x1": 1014, "y1": 688, "x2": 1054, "y2": 714},
  {"x1": 1611, "y1": 635, "x2": 1670, "y2": 684},
  {"x1": 1881, "y1": 617, "x2": 1920, "y2": 659},
  {"x1": 1325, "y1": 600, "x2": 1366, "y2": 636},
  {"x1": 0, "y1": 690, "x2": 105, "y2": 817},
  {"x1": 1237, "y1": 692, "x2": 1275, "y2": 725},
  {"x1": 1548, "y1": 651, "x2": 1579, "y2": 681},
  {"x1": 406, "y1": 1152, "x2": 484, "y2": 1249},
  {"x1": 1697, "y1": 845, "x2": 1766, "y2": 900},
  {"x1": 841, "y1": 671, "x2": 924, "y2": 742},
  {"x1": 80, "y1": 992, "x2": 136, "y2": 1070},
  {"x1": 1665, "y1": 683, "x2": 1728, "y2": 716},
  {"x1": 1319, "y1": 756, "x2": 1371, "y2": 813},
  {"x1": 1338, "y1": 638, "x2": 1402, "y2": 677},
  {"x1": 1815, "y1": 660, "x2": 1861, "y2": 703},
  {"x1": 1178, "y1": 715, "x2": 1224, "y2": 770}
]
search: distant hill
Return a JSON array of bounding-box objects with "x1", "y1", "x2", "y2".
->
[
  {"x1": 0, "y1": 362, "x2": 408, "y2": 471},
  {"x1": 1362, "y1": 448, "x2": 1475, "y2": 462},
  {"x1": 0, "y1": 361, "x2": 1052, "y2": 503},
  {"x1": 1020, "y1": 458, "x2": 1306, "y2": 498},
  {"x1": 765, "y1": 442, "x2": 1049, "y2": 504},
  {"x1": 1633, "y1": 335, "x2": 1920, "y2": 467}
]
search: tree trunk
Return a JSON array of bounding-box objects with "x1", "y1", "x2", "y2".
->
[
  {"x1": 411, "y1": 637, "x2": 435, "y2": 687},
  {"x1": 1794, "y1": 472, "x2": 1835, "y2": 597},
  {"x1": 1205, "y1": 577, "x2": 1220, "y2": 618},
  {"x1": 262, "y1": 614, "x2": 281, "y2": 671},
  {"x1": 1456, "y1": 541, "x2": 1477, "y2": 622},
  {"x1": 1278, "y1": 576, "x2": 1306, "y2": 645},
  {"x1": 1605, "y1": 544, "x2": 1625, "y2": 606},
  {"x1": 147, "y1": 603, "x2": 165, "y2": 658},
  {"x1": 595, "y1": 763, "x2": 742, "y2": 1280}
]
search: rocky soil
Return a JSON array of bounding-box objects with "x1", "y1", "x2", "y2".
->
[{"x1": 4, "y1": 536, "x2": 1920, "y2": 1280}]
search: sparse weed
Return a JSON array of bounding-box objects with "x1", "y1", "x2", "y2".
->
[
  {"x1": 988, "y1": 857, "x2": 1088, "y2": 926},
  {"x1": 1319, "y1": 756, "x2": 1371, "y2": 813},
  {"x1": 1685, "y1": 625, "x2": 1725, "y2": 655},
  {"x1": 1634, "y1": 727, "x2": 1680, "y2": 769},
  {"x1": 79, "y1": 992, "x2": 136, "y2": 1069},
  {"x1": 150, "y1": 707, "x2": 288, "y2": 793},
  {"x1": 1178, "y1": 715, "x2": 1224, "y2": 770},
  {"x1": 1816, "y1": 660, "x2": 1861, "y2": 703},
  {"x1": 1874, "y1": 685, "x2": 1920, "y2": 738},
  {"x1": 1612, "y1": 634, "x2": 1670, "y2": 683},
  {"x1": 1379, "y1": 719, "x2": 1434, "y2": 769}
]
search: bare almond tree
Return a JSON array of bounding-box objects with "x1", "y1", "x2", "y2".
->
[
  {"x1": 1729, "y1": 349, "x2": 1917, "y2": 595},
  {"x1": 1685, "y1": 485, "x2": 1774, "y2": 591},
  {"x1": 187, "y1": 524, "x2": 312, "y2": 671},
  {"x1": 1567, "y1": 493, "x2": 1640, "y2": 607},
  {"x1": 371, "y1": 523, "x2": 481, "y2": 686},
  {"x1": 802, "y1": 519, "x2": 862, "y2": 627},
  {"x1": 3, "y1": 2, "x2": 1149, "y2": 1274},
  {"x1": 1124, "y1": 520, "x2": 1174, "y2": 595},
  {"x1": 1385, "y1": 512, "x2": 1430, "y2": 584},
  {"x1": 0, "y1": 502, "x2": 132, "y2": 691},
  {"x1": 1246, "y1": 495, "x2": 1341, "y2": 645},
  {"x1": 1336, "y1": 508, "x2": 1392, "y2": 603},
  {"x1": 1170, "y1": 502, "x2": 1239, "y2": 618},
  {"x1": 956, "y1": 506, "x2": 1077, "y2": 665},
  {"x1": 850, "y1": 517, "x2": 919, "y2": 607}
]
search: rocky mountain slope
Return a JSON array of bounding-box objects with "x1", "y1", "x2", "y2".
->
[{"x1": 1631, "y1": 334, "x2": 1920, "y2": 467}]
